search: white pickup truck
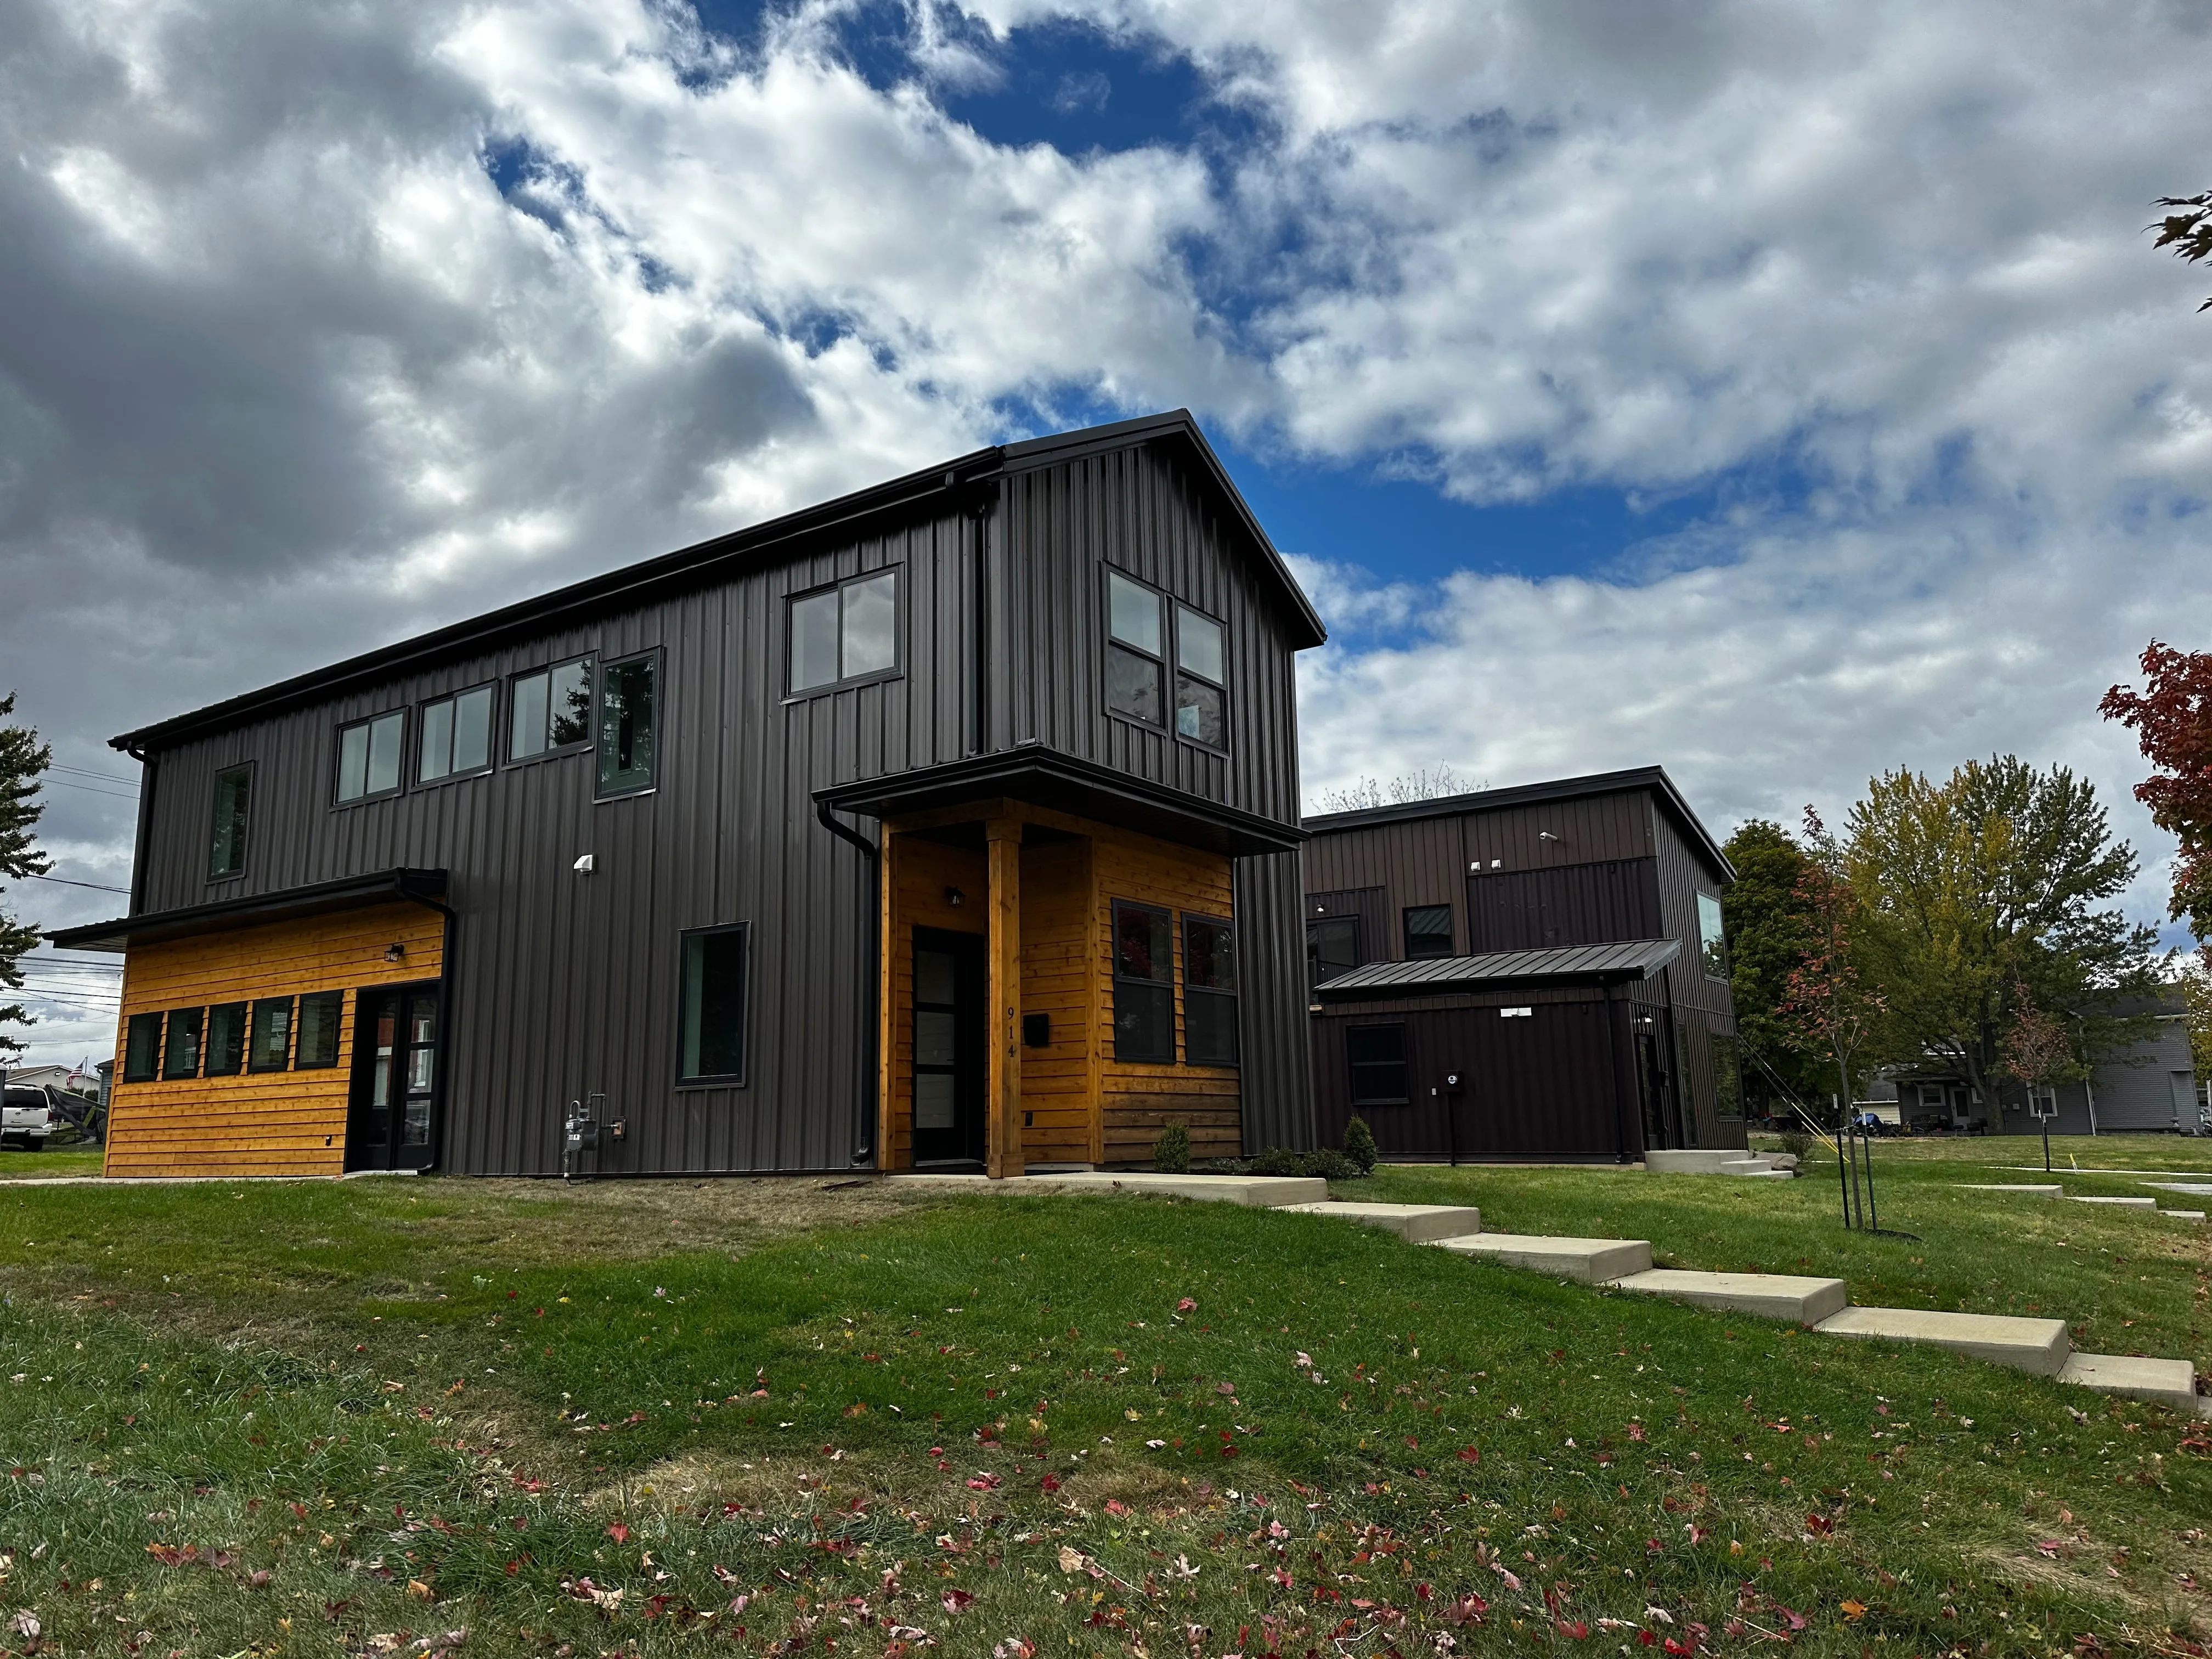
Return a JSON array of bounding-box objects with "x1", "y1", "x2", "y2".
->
[{"x1": 2, "y1": 1084, "x2": 55, "y2": 1151}]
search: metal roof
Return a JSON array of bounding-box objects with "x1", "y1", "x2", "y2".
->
[
  {"x1": 1313, "y1": 937, "x2": 1682, "y2": 1000},
  {"x1": 48, "y1": 867, "x2": 448, "y2": 953}
]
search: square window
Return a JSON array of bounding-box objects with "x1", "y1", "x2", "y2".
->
[
  {"x1": 1182, "y1": 914, "x2": 1237, "y2": 1067},
  {"x1": 335, "y1": 710, "x2": 405, "y2": 803},
  {"x1": 1111, "y1": 899, "x2": 1173, "y2": 1064},
  {"x1": 678, "y1": 924, "x2": 749, "y2": 1084},
  {"x1": 419, "y1": 685, "x2": 494, "y2": 782},
  {"x1": 1347, "y1": 1023, "x2": 1408, "y2": 1107},
  {"x1": 123, "y1": 1012, "x2": 163, "y2": 1082},
  {"x1": 1107, "y1": 642, "x2": 1164, "y2": 724},
  {"x1": 205, "y1": 1001, "x2": 248, "y2": 1077},
  {"x1": 1306, "y1": 917, "x2": 1359, "y2": 990},
  {"x1": 1108, "y1": 571, "x2": 1162, "y2": 653},
  {"x1": 1403, "y1": 904, "x2": 1454, "y2": 960},
  {"x1": 295, "y1": 990, "x2": 345, "y2": 1069},
  {"x1": 161, "y1": 1006, "x2": 205, "y2": 1080},
  {"x1": 597, "y1": 652, "x2": 658, "y2": 797},
  {"x1": 1176, "y1": 606, "x2": 1223, "y2": 682},
  {"x1": 209, "y1": 764, "x2": 251, "y2": 878},
  {"x1": 249, "y1": 997, "x2": 295, "y2": 1073},
  {"x1": 509, "y1": 657, "x2": 594, "y2": 760},
  {"x1": 789, "y1": 571, "x2": 901, "y2": 693}
]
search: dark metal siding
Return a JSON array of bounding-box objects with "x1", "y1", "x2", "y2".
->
[
  {"x1": 1304, "y1": 887, "x2": 1388, "y2": 973},
  {"x1": 1463, "y1": 859, "x2": 1663, "y2": 952},
  {"x1": 1233, "y1": 849, "x2": 1317, "y2": 1152},
  {"x1": 1297, "y1": 817, "x2": 1467, "y2": 961},
  {"x1": 1649, "y1": 806, "x2": 1741, "y2": 1150}
]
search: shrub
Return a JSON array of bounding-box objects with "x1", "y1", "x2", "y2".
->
[
  {"x1": 1778, "y1": 1130, "x2": 1813, "y2": 1162},
  {"x1": 1152, "y1": 1121, "x2": 1191, "y2": 1173},
  {"x1": 1342, "y1": 1115, "x2": 1378, "y2": 1173},
  {"x1": 1246, "y1": 1146, "x2": 1364, "y2": 1180}
]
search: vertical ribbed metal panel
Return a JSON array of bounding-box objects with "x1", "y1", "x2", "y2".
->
[
  {"x1": 1462, "y1": 859, "x2": 1663, "y2": 952},
  {"x1": 1648, "y1": 805, "x2": 1739, "y2": 1149},
  {"x1": 1232, "y1": 849, "x2": 1315, "y2": 1152}
]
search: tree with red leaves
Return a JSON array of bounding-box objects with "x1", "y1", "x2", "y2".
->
[{"x1": 2100, "y1": 641, "x2": 2212, "y2": 968}]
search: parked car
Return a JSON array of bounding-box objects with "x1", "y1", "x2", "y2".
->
[{"x1": 2, "y1": 1085, "x2": 55, "y2": 1151}]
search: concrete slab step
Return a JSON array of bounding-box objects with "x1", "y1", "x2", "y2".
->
[
  {"x1": 2163, "y1": 1209, "x2": 2207, "y2": 1221},
  {"x1": 1278, "y1": 1201, "x2": 1482, "y2": 1242},
  {"x1": 1645, "y1": 1149, "x2": 1774, "y2": 1175},
  {"x1": 1957, "y1": 1183, "x2": 2063, "y2": 1197},
  {"x1": 1611, "y1": 1268, "x2": 1849, "y2": 1325},
  {"x1": 2058, "y1": 1353, "x2": 2201, "y2": 1412},
  {"x1": 1814, "y1": 1307, "x2": 2070, "y2": 1376},
  {"x1": 885, "y1": 1171, "x2": 1331, "y2": 1206},
  {"x1": 2068, "y1": 1195, "x2": 2157, "y2": 1209},
  {"x1": 1432, "y1": 1233, "x2": 1653, "y2": 1283}
]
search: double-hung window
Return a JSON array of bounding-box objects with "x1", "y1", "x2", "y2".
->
[
  {"x1": 161, "y1": 1007, "x2": 205, "y2": 1080},
  {"x1": 789, "y1": 570, "x2": 899, "y2": 694},
  {"x1": 509, "y1": 655, "x2": 594, "y2": 760},
  {"x1": 1173, "y1": 606, "x2": 1226, "y2": 748},
  {"x1": 1307, "y1": 917, "x2": 1359, "y2": 990},
  {"x1": 419, "y1": 685, "x2": 494, "y2": 783},
  {"x1": 335, "y1": 710, "x2": 405, "y2": 804},
  {"x1": 208, "y1": 764, "x2": 251, "y2": 879},
  {"x1": 1182, "y1": 915, "x2": 1238, "y2": 1066},
  {"x1": 676, "y1": 923, "x2": 750, "y2": 1085},
  {"x1": 1105, "y1": 571, "x2": 1166, "y2": 725},
  {"x1": 204, "y1": 1002, "x2": 248, "y2": 1077},
  {"x1": 1403, "y1": 904, "x2": 1454, "y2": 960},
  {"x1": 123, "y1": 1012, "x2": 163, "y2": 1083},
  {"x1": 1347, "y1": 1024, "x2": 1409, "y2": 1107},
  {"x1": 596, "y1": 651, "x2": 659, "y2": 797},
  {"x1": 1111, "y1": 900, "x2": 1175, "y2": 1063},
  {"x1": 249, "y1": 997, "x2": 295, "y2": 1072}
]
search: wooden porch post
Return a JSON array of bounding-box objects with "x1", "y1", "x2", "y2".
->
[{"x1": 986, "y1": 816, "x2": 1025, "y2": 1179}]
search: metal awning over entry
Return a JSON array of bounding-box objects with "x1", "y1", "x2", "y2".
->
[{"x1": 1313, "y1": 937, "x2": 1681, "y2": 1001}]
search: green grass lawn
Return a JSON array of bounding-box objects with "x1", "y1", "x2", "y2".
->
[
  {"x1": 0, "y1": 1161, "x2": 2207, "y2": 1657},
  {"x1": 0, "y1": 1144, "x2": 103, "y2": 1181}
]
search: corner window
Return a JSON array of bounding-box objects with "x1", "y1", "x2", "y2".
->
[
  {"x1": 597, "y1": 651, "x2": 659, "y2": 797},
  {"x1": 419, "y1": 685, "x2": 494, "y2": 783},
  {"x1": 678, "y1": 923, "x2": 750, "y2": 1085},
  {"x1": 1111, "y1": 899, "x2": 1174, "y2": 1063},
  {"x1": 123, "y1": 1012, "x2": 163, "y2": 1082},
  {"x1": 1105, "y1": 571, "x2": 1165, "y2": 725},
  {"x1": 1697, "y1": 893, "x2": 1728, "y2": 978},
  {"x1": 509, "y1": 655, "x2": 594, "y2": 760},
  {"x1": 335, "y1": 710, "x2": 405, "y2": 804},
  {"x1": 1403, "y1": 904, "x2": 1454, "y2": 960},
  {"x1": 295, "y1": 990, "x2": 345, "y2": 1069},
  {"x1": 1307, "y1": 917, "x2": 1359, "y2": 991},
  {"x1": 249, "y1": 997, "x2": 295, "y2": 1073},
  {"x1": 1173, "y1": 605, "x2": 1227, "y2": 748},
  {"x1": 1347, "y1": 1023, "x2": 1409, "y2": 1107},
  {"x1": 205, "y1": 1001, "x2": 248, "y2": 1077},
  {"x1": 161, "y1": 1007, "x2": 205, "y2": 1080},
  {"x1": 208, "y1": 764, "x2": 251, "y2": 879},
  {"x1": 789, "y1": 570, "x2": 899, "y2": 694},
  {"x1": 1182, "y1": 915, "x2": 1238, "y2": 1066}
]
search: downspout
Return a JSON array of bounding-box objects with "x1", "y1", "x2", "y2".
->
[
  {"x1": 399, "y1": 873, "x2": 459, "y2": 1175},
  {"x1": 816, "y1": 801, "x2": 881, "y2": 1168}
]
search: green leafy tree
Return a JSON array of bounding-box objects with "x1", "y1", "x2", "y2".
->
[
  {"x1": 1719, "y1": 819, "x2": 1831, "y2": 1113},
  {"x1": 1844, "y1": 756, "x2": 2159, "y2": 1124},
  {"x1": 1, "y1": 692, "x2": 54, "y2": 1058},
  {"x1": 1775, "y1": 808, "x2": 1892, "y2": 1122}
]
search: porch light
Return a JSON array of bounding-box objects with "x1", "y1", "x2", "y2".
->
[
  {"x1": 383, "y1": 943, "x2": 406, "y2": 962},
  {"x1": 945, "y1": 886, "x2": 966, "y2": 907}
]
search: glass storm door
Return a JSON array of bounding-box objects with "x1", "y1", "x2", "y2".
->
[
  {"x1": 347, "y1": 982, "x2": 442, "y2": 1172},
  {"x1": 910, "y1": 927, "x2": 985, "y2": 1167}
]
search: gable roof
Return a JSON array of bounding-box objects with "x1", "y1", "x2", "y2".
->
[
  {"x1": 1302, "y1": 765, "x2": 1735, "y2": 883},
  {"x1": 109, "y1": 410, "x2": 1325, "y2": 754}
]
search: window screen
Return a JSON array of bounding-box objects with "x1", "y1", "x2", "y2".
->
[
  {"x1": 208, "y1": 764, "x2": 251, "y2": 878},
  {"x1": 419, "y1": 685, "x2": 494, "y2": 782},
  {"x1": 789, "y1": 571, "x2": 900, "y2": 693},
  {"x1": 295, "y1": 990, "x2": 345, "y2": 1069},
  {"x1": 1347, "y1": 1023, "x2": 1409, "y2": 1107},
  {"x1": 204, "y1": 1001, "x2": 248, "y2": 1077},
  {"x1": 1403, "y1": 904, "x2": 1454, "y2": 960},
  {"x1": 509, "y1": 656, "x2": 593, "y2": 760},
  {"x1": 123, "y1": 1012, "x2": 163, "y2": 1082},
  {"x1": 1173, "y1": 606, "x2": 1226, "y2": 747},
  {"x1": 1697, "y1": 893, "x2": 1729, "y2": 978},
  {"x1": 1182, "y1": 915, "x2": 1238, "y2": 1066},
  {"x1": 161, "y1": 1007, "x2": 204, "y2": 1080},
  {"x1": 335, "y1": 711, "x2": 405, "y2": 803},
  {"x1": 249, "y1": 997, "x2": 294, "y2": 1073},
  {"x1": 1307, "y1": 917, "x2": 1359, "y2": 990},
  {"x1": 678, "y1": 924, "x2": 750, "y2": 1084},
  {"x1": 1111, "y1": 900, "x2": 1174, "y2": 1063},
  {"x1": 597, "y1": 652, "x2": 658, "y2": 797},
  {"x1": 1105, "y1": 571, "x2": 1165, "y2": 725}
]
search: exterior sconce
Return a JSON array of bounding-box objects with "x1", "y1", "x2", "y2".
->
[
  {"x1": 945, "y1": 885, "x2": 965, "y2": 907},
  {"x1": 383, "y1": 943, "x2": 406, "y2": 963},
  {"x1": 573, "y1": 854, "x2": 595, "y2": 875}
]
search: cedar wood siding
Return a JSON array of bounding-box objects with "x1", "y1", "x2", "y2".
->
[{"x1": 122, "y1": 430, "x2": 1315, "y2": 1174}]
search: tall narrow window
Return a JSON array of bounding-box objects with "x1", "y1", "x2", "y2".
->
[
  {"x1": 204, "y1": 1002, "x2": 248, "y2": 1077},
  {"x1": 335, "y1": 710, "x2": 405, "y2": 803},
  {"x1": 419, "y1": 685, "x2": 494, "y2": 782},
  {"x1": 677, "y1": 924, "x2": 750, "y2": 1085},
  {"x1": 208, "y1": 764, "x2": 251, "y2": 879},
  {"x1": 1182, "y1": 915, "x2": 1238, "y2": 1066},
  {"x1": 1697, "y1": 893, "x2": 1729, "y2": 978},
  {"x1": 1105, "y1": 571, "x2": 1165, "y2": 725},
  {"x1": 1111, "y1": 900, "x2": 1174, "y2": 1063},
  {"x1": 161, "y1": 1007, "x2": 205, "y2": 1080},
  {"x1": 249, "y1": 997, "x2": 295, "y2": 1073},
  {"x1": 1403, "y1": 904, "x2": 1454, "y2": 960},
  {"x1": 509, "y1": 656, "x2": 594, "y2": 760},
  {"x1": 1307, "y1": 917, "x2": 1359, "y2": 990},
  {"x1": 295, "y1": 990, "x2": 345, "y2": 1069},
  {"x1": 788, "y1": 571, "x2": 900, "y2": 693},
  {"x1": 597, "y1": 652, "x2": 658, "y2": 797},
  {"x1": 123, "y1": 1012, "x2": 163, "y2": 1082},
  {"x1": 1173, "y1": 605, "x2": 1227, "y2": 748},
  {"x1": 1347, "y1": 1024, "x2": 1409, "y2": 1107},
  {"x1": 1713, "y1": 1032, "x2": 1743, "y2": 1119}
]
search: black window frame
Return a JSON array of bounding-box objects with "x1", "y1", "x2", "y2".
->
[
  {"x1": 1403, "y1": 904, "x2": 1454, "y2": 961},
  {"x1": 1181, "y1": 912, "x2": 1238, "y2": 1068},
  {"x1": 595, "y1": 648, "x2": 662, "y2": 800},
  {"x1": 675, "y1": 921, "x2": 752, "y2": 1087},
  {"x1": 333, "y1": 709, "x2": 408, "y2": 806},
  {"x1": 294, "y1": 990, "x2": 345, "y2": 1070},
  {"x1": 249, "y1": 996, "x2": 295, "y2": 1074},
  {"x1": 506, "y1": 653, "x2": 597, "y2": 766},
  {"x1": 1307, "y1": 916, "x2": 1361, "y2": 992},
  {"x1": 204, "y1": 1000, "x2": 249, "y2": 1077},
  {"x1": 785, "y1": 568, "x2": 902, "y2": 698},
  {"x1": 123, "y1": 1012, "x2": 163, "y2": 1082},
  {"x1": 1103, "y1": 567, "x2": 1168, "y2": 730},
  {"x1": 1110, "y1": 898, "x2": 1176, "y2": 1065},
  {"x1": 1171, "y1": 601, "x2": 1229, "y2": 753},
  {"x1": 208, "y1": 761, "x2": 253, "y2": 882},
  {"x1": 416, "y1": 681, "x2": 498, "y2": 788},
  {"x1": 161, "y1": 1006, "x2": 205, "y2": 1080},
  {"x1": 1346, "y1": 1022, "x2": 1410, "y2": 1108},
  {"x1": 1697, "y1": 892, "x2": 1729, "y2": 979}
]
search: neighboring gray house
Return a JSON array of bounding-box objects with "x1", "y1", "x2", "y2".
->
[{"x1": 1866, "y1": 994, "x2": 2203, "y2": 1136}]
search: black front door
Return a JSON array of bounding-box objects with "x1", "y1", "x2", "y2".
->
[
  {"x1": 346, "y1": 982, "x2": 442, "y2": 1172},
  {"x1": 1635, "y1": 1029, "x2": 1679, "y2": 1150},
  {"x1": 911, "y1": 927, "x2": 985, "y2": 1167}
]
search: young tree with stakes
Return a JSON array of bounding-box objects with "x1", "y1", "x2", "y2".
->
[
  {"x1": 1996, "y1": 992, "x2": 2081, "y2": 1173},
  {"x1": 1774, "y1": 808, "x2": 1886, "y2": 1128},
  {"x1": 0, "y1": 691, "x2": 55, "y2": 1060}
]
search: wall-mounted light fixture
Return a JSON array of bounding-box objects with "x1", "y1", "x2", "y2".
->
[
  {"x1": 573, "y1": 853, "x2": 595, "y2": 876},
  {"x1": 944, "y1": 885, "x2": 966, "y2": 907},
  {"x1": 1538, "y1": 831, "x2": 1561, "y2": 842},
  {"x1": 383, "y1": 943, "x2": 406, "y2": 962}
]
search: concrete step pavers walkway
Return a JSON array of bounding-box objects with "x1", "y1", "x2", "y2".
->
[
  {"x1": 2069, "y1": 1195, "x2": 2158, "y2": 1209},
  {"x1": 1612, "y1": 1268, "x2": 1849, "y2": 1325},
  {"x1": 1812, "y1": 1307, "x2": 2072, "y2": 1376},
  {"x1": 1431, "y1": 1232, "x2": 1652, "y2": 1284},
  {"x1": 1956, "y1": 1183, "x2": 2062, "y2": 1196},
  {"x1": 1276, "y1": 1200, "x2": 1481, "y2": 1243},
  {"x1": 2056, "y1": 1353, "x2": 2201, "y2": 1413},
  {"x1": 1643, "y1": 1149, "x2": 1784, "y2": 1176}
]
